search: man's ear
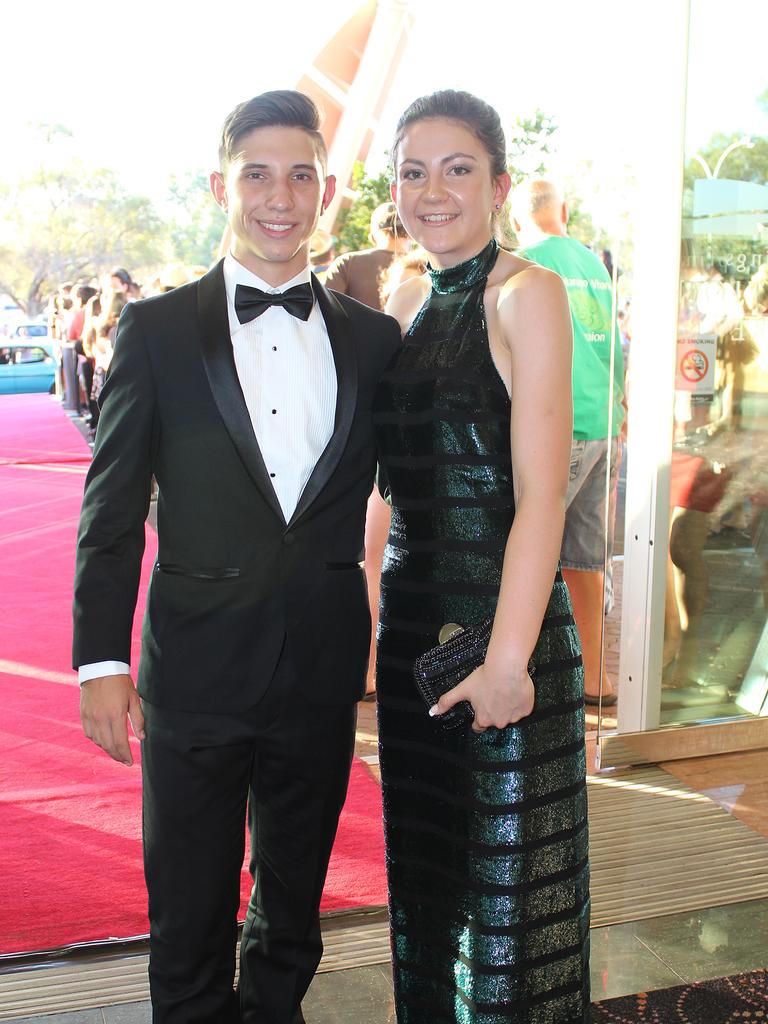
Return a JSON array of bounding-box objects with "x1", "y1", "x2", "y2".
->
[
  {"x1": 561, "y1": 201, "x2": 569, "y2": 227},
  {"x1": 210, "y1": 171, "x2": 227, "y2": 211},
  {"x1": 321, "y1": 175, "x2": 337, "y2": 211}
]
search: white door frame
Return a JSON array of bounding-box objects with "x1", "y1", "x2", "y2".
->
[{"x1": 616, "y1": 0, "x2": 691, "y2": 734}]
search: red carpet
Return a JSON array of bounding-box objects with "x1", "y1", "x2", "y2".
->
[
  {"x1": 0, "y1": 394, "x2": 92, "y2": 465},
  {"x1": 1, "y1": 395, "x2": 386, "y2": 955}
]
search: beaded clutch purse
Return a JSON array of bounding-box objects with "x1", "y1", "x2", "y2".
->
[
  {"x1": 412, "y1": 618, "x2": 492, "y2": 729},
  {"x1": 413, "y1": 619, "x2": 537, "y2": 730}
]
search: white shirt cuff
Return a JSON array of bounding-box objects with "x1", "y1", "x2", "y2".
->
[{"x1": 78, "y1": 661, "x2": 131, "y2": 685}]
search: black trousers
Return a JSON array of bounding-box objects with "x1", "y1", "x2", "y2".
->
[{"x1": 141, "y1": 648, "x2": 357, "y2": 1023}]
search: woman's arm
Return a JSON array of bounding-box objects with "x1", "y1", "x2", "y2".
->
[
  {"x1": 486, "y1": 267, "x2": 573, "y2": 677},
  {"x1": 433, "y1": 265, "x2": 573, "y2": 732}
]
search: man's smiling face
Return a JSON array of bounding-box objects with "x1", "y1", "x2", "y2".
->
[{"x1": 211, "y1": 125, "x2": 335, "y2": 285}]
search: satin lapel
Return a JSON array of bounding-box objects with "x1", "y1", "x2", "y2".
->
[
  {"x1": 288, "y1": 276, "x2": 358, "y2": 529},
  {"x1": 197, "y1": 261, "x2": 286, "y2": 524}
]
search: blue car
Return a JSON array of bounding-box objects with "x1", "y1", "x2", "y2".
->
[{"x1": 0, "y1": 336, "x2": 56, "y2": 394}]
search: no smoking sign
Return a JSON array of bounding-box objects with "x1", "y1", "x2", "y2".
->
[
  {"x1": 676, "y1": 334, "x2": 716, "y2": 394},
  {"x1": 680, "y1": 349, "x2": 708, "y2": 382}
]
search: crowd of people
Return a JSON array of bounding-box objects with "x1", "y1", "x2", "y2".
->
[{"x1": 46, "y1": 264, "x2": 206, "y2": 433}]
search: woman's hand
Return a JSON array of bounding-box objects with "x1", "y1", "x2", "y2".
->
[{"x1": 430, "y1": 662, "x2": 535, "y2": 734}]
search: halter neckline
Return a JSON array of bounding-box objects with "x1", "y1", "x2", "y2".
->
[{"x1": 427, "y1": 238, "x2": 499, "y2": 295}]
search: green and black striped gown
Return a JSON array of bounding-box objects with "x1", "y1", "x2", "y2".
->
[{"x1": 373, "y1": 239, "x2": 590, "y2": 1023}]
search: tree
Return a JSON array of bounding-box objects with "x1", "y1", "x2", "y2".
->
[
  {"x1": 0, "y1": 124, "x2": 231, "y2": 316},
  {"x1": 166, "y1": 171, "x2": 227, "y2": 268},
  {"x1": 0, "y1": 160, "x2": 165, "y2": 315},
  {"x1": 685, "y1": 131, "x2": 768, "y2": 189},
  {"x1": 566, "y1": 194, "x2": 611, "y2": 254},
  {"x1": 506, "y1": 110, "x2": 559, "y2": 187},
  {"x1": 333, "y1": 161, "x2": 392, "y2": 253}
]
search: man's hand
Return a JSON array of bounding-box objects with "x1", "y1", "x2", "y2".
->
[
  {"x1": 430, "y1": 662, "x2": 535, "y2": 734},
  {"x1": 80, "y1": 674, "x2": 145, "y2": 765}
]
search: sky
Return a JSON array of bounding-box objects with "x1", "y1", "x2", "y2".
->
[{"x1": 5, "y1": 0, "x2": 768, "y2": 230}]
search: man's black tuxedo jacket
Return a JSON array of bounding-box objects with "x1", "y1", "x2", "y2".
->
[{"x1": 72, "y1": 261, "x2": 401, "y2": 713}]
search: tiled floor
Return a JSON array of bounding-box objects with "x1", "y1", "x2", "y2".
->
[
  {"x1": 662, "y1": 749, "x2": 768, "y2": 839},
  {"x1": 6, "y1": 899, "x2": 768, "y2": 1022}
]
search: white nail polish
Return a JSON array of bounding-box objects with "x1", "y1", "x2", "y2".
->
[{"x1": 428, "y1": 705, "x2": 439, "y2": 717}]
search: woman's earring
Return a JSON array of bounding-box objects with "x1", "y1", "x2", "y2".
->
[{"x1": 495, "y1": 203, "x2": 501, "y2": 210}]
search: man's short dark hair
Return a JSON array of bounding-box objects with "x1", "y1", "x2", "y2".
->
[{"x1": 219, "y1": 90, "x2": 328, "y2": 174}]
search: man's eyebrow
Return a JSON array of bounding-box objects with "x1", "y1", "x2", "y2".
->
[{"x1": 238, "y1": 162, "x2": 318, "y2": 172}]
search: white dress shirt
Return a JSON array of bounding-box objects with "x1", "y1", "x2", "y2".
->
[
  {"x1": 223, "y1": 254, "x2": 337, "y2": 520},
  {"x1": 79, "y1": 253, "x2": 337, "y2": 684}
]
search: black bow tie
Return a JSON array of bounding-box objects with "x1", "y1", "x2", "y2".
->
[{"x1": 234, "y1": 282, "x2": 314, "y2": 324}]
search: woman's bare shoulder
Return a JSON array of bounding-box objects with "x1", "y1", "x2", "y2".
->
[
  {"x1": 384, "y1": 274, "x2": 431, "y2": 333},
  {"x1": 491, "y1": 250, "x2": 570, "y2": 352},
  {"x1": 492, "y1": 249, "x2": 563, "y2": 299}
]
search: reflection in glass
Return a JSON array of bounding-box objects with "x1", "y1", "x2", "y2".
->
[{"x1": 663, "y1": 129, "x2": 768, "y2": 724}]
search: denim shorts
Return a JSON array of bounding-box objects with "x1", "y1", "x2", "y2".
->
[{"x1": 561, "y1": 437, "x2": 620, "y2": 572}]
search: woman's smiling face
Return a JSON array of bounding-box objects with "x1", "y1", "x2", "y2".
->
[{"x1": 392, "y1": 117, "x2": 509, "y2": 269}]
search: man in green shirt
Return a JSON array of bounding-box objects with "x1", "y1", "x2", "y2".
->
[{"x1": 512, "y1": 180, "x2": 625, "y2": 707}]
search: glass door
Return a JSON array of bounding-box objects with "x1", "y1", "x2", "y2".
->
[
  {"x1": 600, "y1": 0, "x2": 768, "y2": 765},
  {"x1": 666, "y1": 169, "x2": 768, "y2": 724}
]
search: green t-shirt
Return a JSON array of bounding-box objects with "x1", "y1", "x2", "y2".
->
[{"x1": 522, "y1": 235, "x2": 624, "y2": 440}]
